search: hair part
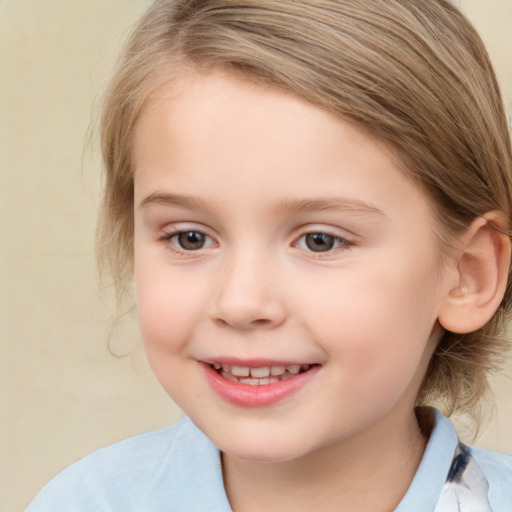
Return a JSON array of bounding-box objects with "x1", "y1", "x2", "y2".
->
[{"x1": 97, "y1": 0, "x2": 512, "y2": 418}]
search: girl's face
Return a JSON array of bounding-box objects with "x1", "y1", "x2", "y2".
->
[{"x1": 133, "y1": 71, "x2": 452, "y2": 463}]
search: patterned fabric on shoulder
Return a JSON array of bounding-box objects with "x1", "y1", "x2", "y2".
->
[{"x1": 435, "y1": 443, "x2": 491, "y2": 512}]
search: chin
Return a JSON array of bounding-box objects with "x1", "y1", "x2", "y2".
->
[{"x1": 214, "y1": 430, "x2": 313, "y2": 464}]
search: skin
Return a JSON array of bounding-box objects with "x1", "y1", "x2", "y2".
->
[{"x1": 132, "y1": 71, "x2": 457, "y2": 511}]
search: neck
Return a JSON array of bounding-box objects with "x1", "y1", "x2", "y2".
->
[{"x1": 222, "y1": 408, "x2": 430, "y2": 512}]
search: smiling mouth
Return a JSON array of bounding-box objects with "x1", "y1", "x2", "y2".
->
[
  {"x1": 210, "y1": 363, "x2": 315, "y2": 385},
  {"x1": 204, "y1": 361, "x2": 321, "y2": 407}
]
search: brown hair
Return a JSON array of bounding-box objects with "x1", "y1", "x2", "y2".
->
[{"x1": 98, "y1": 0, "x2": 512, "y2": 416}]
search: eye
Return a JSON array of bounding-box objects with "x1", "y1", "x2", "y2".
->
[
  {"x1": 165, "y1": 230, "x2": 215, "y2": 251},
  {"x1": 297, "y1": 232, "x2": 351, "y2": 253}
]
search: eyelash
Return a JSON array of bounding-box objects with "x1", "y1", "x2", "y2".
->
[{"x1": 159, "y1": 228, "x2": 354, "y2": 258}]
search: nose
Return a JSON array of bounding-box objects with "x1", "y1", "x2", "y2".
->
[{"x1": 210, "y1": 253, "x2": 286, "y2": 330}]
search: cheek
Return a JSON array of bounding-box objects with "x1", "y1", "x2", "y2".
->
[
  {"x1": 135, "y1": 262, "x2": 203, "y2": 354},
  {"x1": 304, "y1": 257, "x2": 441, "y2": 390},
  {"x1": 134, "y1": 263, "x2": 209, "y2": 405}
]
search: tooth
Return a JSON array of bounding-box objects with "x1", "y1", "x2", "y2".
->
[
  {"x1": 250, "y1": 367, "x2": 270, "y2": 378},
  {"x1": 270, "y1": 365, "x2": 285, "y2": 376},
  {"x1": 269, "y1": 377, "x2": 279, "y2": 384},
  {"x1": 239, "y1": 378, "x2": 259, "y2": 385},
  {"x1": 231, "y1": 366, "x2": 250, "y2": 377},
  {"x1": 281, "y1": 372, "x2": 295, "y2": 380},
  {"x1": 221, "y1": 371, "x2": 237, "y2": 382},
  {"x1": 222, "y1": 364, "x2": 231, "y2": 372},
  {"x1": 213, "y1": 363, "x2": 221, "y2": 370},
  {"x1": 301, "y1": 364, "x2": 310, "y2": 371},
  {"x1": 287, "y1": 365, "x2": 300, "y2": 374},
  {"x1": 258, "y1": 378, "x2": 270, "y2": 385}
]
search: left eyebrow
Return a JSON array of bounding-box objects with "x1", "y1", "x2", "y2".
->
[{"x1": 276, "y1": 197, "x2": 386, "y2": 217}]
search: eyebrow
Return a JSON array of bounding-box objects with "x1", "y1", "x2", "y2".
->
[
  {"x1": 139, "y1": 192, "x2": 386, "y2": 218},
  {"x1": 276, "y1": 197, "x2": 386, "y2": 217},
  {"x1": 139, "y1": 192, "x2": 217, "y2": 213}
]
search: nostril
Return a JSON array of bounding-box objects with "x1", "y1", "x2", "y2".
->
[
  {"x1": 214, "y1": 317, "x2": 273, "y2": 329},
  {"x1": 252, "y1": 318, "x2": 272, "y2": 326}
]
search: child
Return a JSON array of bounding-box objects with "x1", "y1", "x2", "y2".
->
[{"x1": 27, "y1": 0, "x2": 512, "y2": 511}]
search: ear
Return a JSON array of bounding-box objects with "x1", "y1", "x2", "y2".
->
[{"x1": 438, "y1": 211, "x2": 511, "y2": 334}]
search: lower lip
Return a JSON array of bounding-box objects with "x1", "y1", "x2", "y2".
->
[{"x1": 202, "y1": 364, "x2": 320, "y2": 408}]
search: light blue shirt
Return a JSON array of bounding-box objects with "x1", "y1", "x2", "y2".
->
[{"x1": 26, "y1": 410, "x2": 512, "y2": 511}]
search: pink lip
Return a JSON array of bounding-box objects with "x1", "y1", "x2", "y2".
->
[
  {"x1": 202, "y1": 362, "x2": 320, "y2": 408},
  {"x1": 203, "y1": 357, "x2": 310, "y2": 367}
]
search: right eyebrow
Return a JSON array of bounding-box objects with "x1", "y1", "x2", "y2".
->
[{"x1": 138, "y1": 192, "x2": 216, "y2": 213}]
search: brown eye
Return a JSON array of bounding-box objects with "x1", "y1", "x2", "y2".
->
[
  {"x1": 304, "y1": 233, "x2": 336, "y2": 252},
  {"x1": 176, "y1": 231, "x2": 207, "y2": 250}
]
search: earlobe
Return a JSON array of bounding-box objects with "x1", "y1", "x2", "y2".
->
[{"x1": 438, "y1": 212, "x2": 511, "y2": 334}]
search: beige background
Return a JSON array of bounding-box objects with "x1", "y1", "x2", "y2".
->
[{"x1": 1, "y1": 1, "x2": 511, "y2": 511}]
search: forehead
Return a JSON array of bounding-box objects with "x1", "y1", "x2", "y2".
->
[
  {"x1": 132, "y1": 71, "x2": 432, "y2": 226},
  {"x1": 134, "y1": 71, "x2": 392, "y2": 173}
]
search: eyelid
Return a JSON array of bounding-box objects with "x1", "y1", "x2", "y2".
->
[{"x1": 160, "y1": 221, "x2": 217, "y2": 238}]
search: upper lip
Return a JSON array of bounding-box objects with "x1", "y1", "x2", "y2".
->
[{"x1": 201, "y1": 357, "x2": 319, "y2": 367}]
